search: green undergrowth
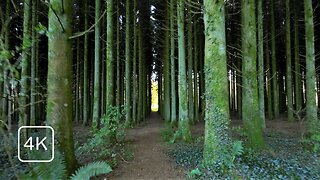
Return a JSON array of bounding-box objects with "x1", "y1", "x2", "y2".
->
[
  {"x1": 19, "y1": 150, "x2": 112, "y2": 180},
  {"x1": 0, "y1": 130, "x2": 114, "y2": 180},
  {"x1": 0, "y1": 129, "x2": 25, "y2": 180},
  {"x1": 160, "y1": 122, "x2": 194, "y2": 143},
  {"x1": 76, "y1": 106, "x2": 133, "y2": 167},
  {"x1": 167, "y1": 131, "x2": 320, "y2": 179},
  {"x1": 160, "y1": 123, "x2": 176, "y2": 142}
]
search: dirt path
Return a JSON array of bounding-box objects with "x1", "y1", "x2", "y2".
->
[{"x1": 108, "y1": 113, "x2": 185, "y2": 180}]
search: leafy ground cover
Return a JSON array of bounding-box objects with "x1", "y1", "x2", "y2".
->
[{"x1": 168, "y1": 130, "x2": 320, "y2": 179}]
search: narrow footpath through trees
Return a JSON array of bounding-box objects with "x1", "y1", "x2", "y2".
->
[{"x1": 107, "y1": 113, "x2": 185, "y2": 179}]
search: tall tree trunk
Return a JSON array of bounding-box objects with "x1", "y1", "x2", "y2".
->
[
  {"x1": 19, "y1": 0, "x2": 31, "y2": 140},
  {"x1": 30, "y1": 0, "x2": 38, "y2": 126},
  {"x1": 177, "y1": 0, "x2": 191, "y2": 142},
  {"x1": 163, "y1": 2, "x2": 171, "y2": 122},
  {"x1": 194, "y1": 20, "x2": 199, "y2": 123},
  {"x1": 47, "y1": 0, "x2": 77, "y2": 174},
  {"x1": 203, "y1": 0, "x2": 231, "y2": 166},
  {"x1": 271, "y1": 0, "x2": 279, "y2": 119},
  {"x1": 266, "y1": 32, "x2": 273, "y2": 119},
  {"x1": 92, "y1": 0, "x2": 101, "y2": 129},
  {"x1": 285, "y1": 0, "x2": 294, "y2": 121},
  {"x1": 125, "y1": 0, "x2": 131, "y2": 126},
  {"x1": 116, "y1": 0, "x2": 121, "y2": 113},
  {"x1": 236, "y1": 54, "x2": 242, "y2": 117},
  {"x1": 241, "y1": 0, "x2": 265, "y2": 149},
  {"x1": 170, "y1": 0, "x2": 177, "y2": 125},
  {"x1": 1, "y1": 0, "x2": 10, "y2": 127},
  {"x1": 132, "y1": 0, "x2": 137, "y2": 124},
  {"x1": 75, "y1": 38, "x2": 80, "y2": 123},
  {"x1": 106, "y1": 0, "x2": 115, "y2": 111},
  {"x1": 187, "y1": 6, "x2": 194, "y2": 124},
  {"x1": 138, "y1": 21, "x2": 144, "y2": 123},
  {"x1": 294, "y1": 0, "x2": 302, "y2": 112},
  {"x1": 83, "y1": 0, "x2": 89, "y2": 125},
  {"x1": 158, "y1": 67, "x2": 163, "y2": 116},
  {"x1": 304, "y1": 0, "x2": 319, "y2": 134},
  {"x1": 257, "y1": 0, "x2": 265, "y2": 128}
]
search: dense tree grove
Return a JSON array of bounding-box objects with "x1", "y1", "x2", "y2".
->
[{"x1": 0, "y1": 0, "x2": 319, "y2": 178}]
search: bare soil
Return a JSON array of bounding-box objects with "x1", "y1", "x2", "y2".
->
[{"x1": 106, "y1": 113, "x2": 185, "y2": 180}]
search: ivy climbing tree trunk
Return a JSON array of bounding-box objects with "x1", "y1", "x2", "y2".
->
[
  {"x1": 177, "y1": 0, "x2": 191, "y2": 142},
  {"x1": 241, "y1": 0, "x2": 265, "y2": 149},
  {"x1": 285, "y1": 0, "x2": 294, "y2": 121},
  {"x1": 304, "y1": 0, "x2": 319, "y2": 134},
  {"x1": 203, "y1": 0, "x2": 232, "y2": 167},
  {"x1": 47, "y1": 0, "x2": 77, "y2": 174}
]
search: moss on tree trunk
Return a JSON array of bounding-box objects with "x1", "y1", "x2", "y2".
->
[
  {"x1": 47, "y1": 0, "x2": 77, "y2": 174},
  {"x1": 177, "y1": 0, "x2": 191, "y2": 142},
  {"x1": 304, "y1": 0, "x2": 319, "y2": 134},
  {"x1": 92, "y1": 0, "x2": 101, "y2": 129},
  {"x1": 203, "y1": 0, "x2": 232, "y2": 166},
  {"x1": 241, "y1": 0, "x2": 265, "y2": 149}
]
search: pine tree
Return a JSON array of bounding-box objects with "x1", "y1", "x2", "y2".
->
[
  {"x1": 125, "y1": 0, "x2": 132, "y2": 126},
  {"x1": 304, "y1": 0, "x2": 319, "y2": 134},
  {"x1": 163, "y1": 1, "x2": 171, "y2": 122},
  {"x1": 241, "y1": 0, "x2": 265, "y2": 149},
  {"x1": 83, "y1": 0, "x2": 89, "y2": 126},
  {"x1": 170, "y1": 0, "x2": 177, "y2": 125},
  {"x1": 93, "y1": 0, "x2": 102, "y2": 129},
  {"x1": 285, "y1": 0, "x2": 294, "y2": 121},
  {"x1": 47, "y1": 0, "x2": 77, "y2": 174},
  {"x1": 106, "y1": 0, "x2": 115, "y2": 109},
  {"x1": 271, "y1": 0, "x2": 279, "y2": 119},
  {"x1": 177, "y1": 0, "x2": 191, "y2": 142},
  {"x1": 257, "y1": 0, "x2": 265, "y2": 127},
  {"x1": 19, "y1": 0, "x2": 31, "y2": 140},
  {"x1": 202, "y1": 0, "x2": 231, "y2": 166}
]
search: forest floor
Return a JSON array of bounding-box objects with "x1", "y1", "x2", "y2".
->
[
  {"x1": 104, "y1": 113, "x2": 319, "y2": 179},
  {"x1": 105, "y1": 113, "x2": 185, "y2": 179},
  {"x1": 1, "y1": 113, "x2": 319, "y2": 179}
]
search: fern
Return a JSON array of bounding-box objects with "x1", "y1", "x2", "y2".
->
[
  {"x1": 232, "y1": 140, "x2": 244, "y2": 156},
  {"x1": 19, "y1": 151, "x2": 66, "y2": 180},
  {"x1": 70, "y1": 161, "x2": 112, "y2": 180}
]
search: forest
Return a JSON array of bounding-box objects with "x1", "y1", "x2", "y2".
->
[{"x1": 0, "y1": 0, "x2": 320, "y2": 179}]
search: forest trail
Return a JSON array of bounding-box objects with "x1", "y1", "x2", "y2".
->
[{"x1": 108, "y1": 113, "x2": 185, "y2": 180}]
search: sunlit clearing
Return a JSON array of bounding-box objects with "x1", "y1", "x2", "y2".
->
[{"x1": 151, "y1": 80, "x2": 159, "y2": 112}]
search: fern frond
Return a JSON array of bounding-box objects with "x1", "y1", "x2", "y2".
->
[
  {"x1": 19, "y1": 151, "x2": 66, "y2": 180},
  {"x1": 70, "y1": 161, "x2": 112, "y2": 180}
]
